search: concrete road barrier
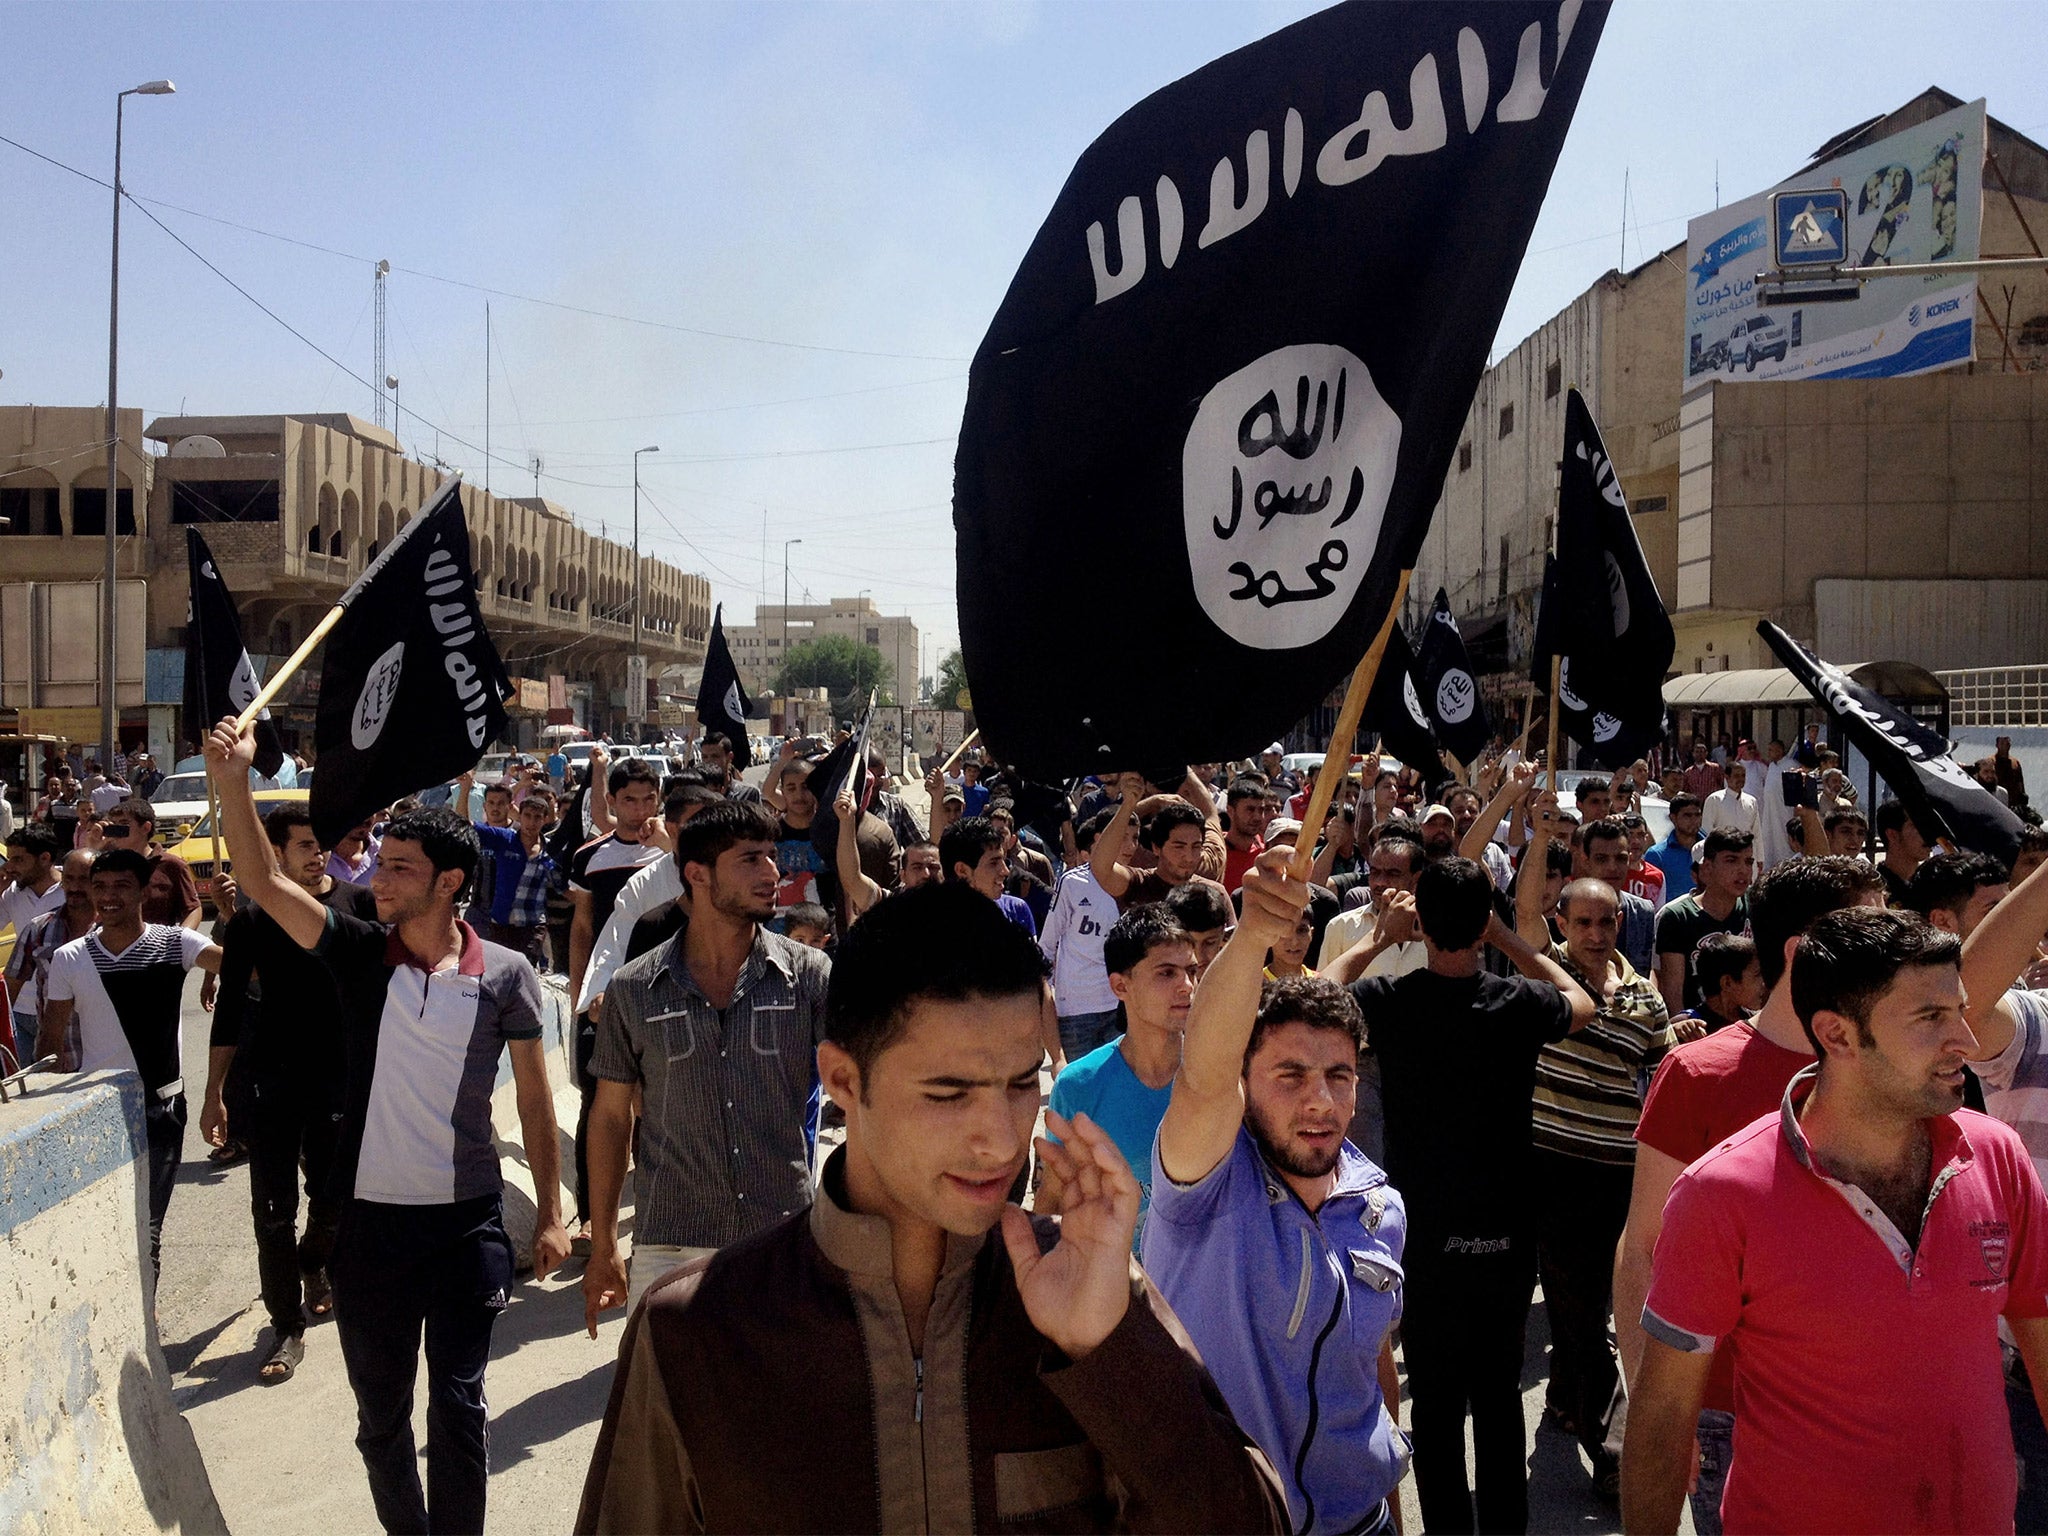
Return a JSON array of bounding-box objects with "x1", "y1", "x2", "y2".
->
[
  {"x1": 0, "y1": 1071, "x2": 226, "y2": 1535},
  {"x1": 493, "y1": 974, "x2": 580, "y2": 1271}
]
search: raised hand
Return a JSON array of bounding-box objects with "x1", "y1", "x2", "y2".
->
[
  {"x1": 1238, "y1": 847, "x2": 1313, "y2": 950},
  {"x1": 1373, "y1": 889, "x2": 1419, "y2": 945},
  {"x1": 205, "y1": 717, "x2": 256, "y2": 778},
  {"x1": 1002, "y1": 1111, "x2": 1137, "y2": 1359}
]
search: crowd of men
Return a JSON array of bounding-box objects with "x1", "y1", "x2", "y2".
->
[{"x1": 6, "y1": 719, "x2": 2048, "y2": 1534}]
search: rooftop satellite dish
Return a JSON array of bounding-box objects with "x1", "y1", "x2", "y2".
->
[{"x1": 169, "y1": 435, "x2": 226, "y2": 458}]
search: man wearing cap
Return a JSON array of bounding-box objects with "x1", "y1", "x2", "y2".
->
[
  {"x1": 957, "y1": 753, "x2": 992, "y2": 818},
  {"x1": 1419, "y1": 803, "x2": 1459, "y2": 863},
  {"x1": 1259, "y1": 745, "x2": 1299, "y2": 799}
]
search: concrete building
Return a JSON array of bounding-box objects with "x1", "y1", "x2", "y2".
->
[
  {"x1": 0, "y1": 404, "x2": 710, "y2": 758},
  {"x1": 1408, "y1": 89, "x2": 2048, "y2": 738},
  {"x1": 728, "y1": 596, "x2": 918, "y2": 704}
]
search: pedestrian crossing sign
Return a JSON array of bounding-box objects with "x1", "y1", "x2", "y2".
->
[{"x1": 1772, "y1": 188, "x2": 1849, "y2": 268}]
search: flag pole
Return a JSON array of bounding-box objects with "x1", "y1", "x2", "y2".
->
[
  {"x1": 233, "y1": 603, "x2": 345, "y2": 733},
  {"x1": 939, "y1": 727, "x2": 981, "y2": 776},
  {"x1": 1546, "y1": 654, "x2": 1563, "y2": 795},
  {"x1": 1290, "y1": 569, "x2": 1414, "y2": 883},
  {"x1": 205, "y1": 777, "x2": 225, "y2": 877}
]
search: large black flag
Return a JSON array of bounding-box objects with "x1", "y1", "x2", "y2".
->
[
  {"x1": 184, "y1": 527, "x2": 286, "y2": 778},
  {"x1": 1364, "y1": 623, "x2": 1447, "y2": 786},
  {"x1": 955, "y1": 1, "x2": 1606, "y2": 778},
  {"x1": 696, "y1": 605, "x2": 754, "y2": 771},
  {"x1": 1758, "y1": 622, "x2": 2023, "y2": 865},
  {"x1": 310, "y1": 481, "x2": 511, "y2": 844},
  {"x1": 808, "y1": 693, "x2": 874, "y2": 869},
  {"x1": 1530, "y1": 389, "x2": 1675, "y2": 767},
  {"x1": 1413, "y1": 588, "x2": 1493, "y2": 767}
]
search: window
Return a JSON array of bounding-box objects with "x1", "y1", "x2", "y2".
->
[
  {"x1": 1458, "y1": 442, "x2": 1472, "y2": 473},
  {"x1": 865, "y1": 627, "x2": 880, "y2": 644},
  {"x1": 1545, "y1": 361, "x2": 1561, "y2": 399},
  {"x1": 1636, "y1": 495, "x2": 1668, "y2": 514},
  {"x1": 1498, "y1": 535, "x2": 1510, "y2": 599},
  {"x1": 171, "y1": 480, "x2": 280, "y2": 523},
  {"x1": 0, "y1": 485, "x2": 59, "y2": 534},
  {"x1": 72, "y1": 487, "x2": 136, "y2": 536},
  {"x1": 1498, "y1": 404, "x2": 1514, "y2": 439}
]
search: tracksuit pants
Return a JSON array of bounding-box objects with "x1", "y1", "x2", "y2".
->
[
  {"x1": 236, "y1": 1076, "x2": 344, "y2": 1338},
  {"x1": 1532, "y1": 1149, "x2": 1633, "y2": 1470},
  {"x1": 331, "y1": 1196, "x2": 512, "y2": 1535},
  {"x1": 573, "y1": 1010, "x2": 598, "y2": 1225},
  {"x1": 143, "y1": 1092, "x2": 187, "y2": 1282},
  {"x1": 1399, "y1": 1237, "x2": 1537, "y2": 1535}
]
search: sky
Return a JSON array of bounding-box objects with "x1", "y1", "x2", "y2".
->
[{"x1": 8, "y1": 0, "x2": 2047, "y2": 687}]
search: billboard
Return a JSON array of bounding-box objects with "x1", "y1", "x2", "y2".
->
[{"x1": 1683, "y1": 98, "x2": 1984, "y2": 388}]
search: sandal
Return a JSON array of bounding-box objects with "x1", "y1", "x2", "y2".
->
[
  {"x1": 303, "y1": 1270, "x2": 333, "y2": 1319},
  {"x1": 259, "y1": 1333, "x2": 305, "y2": 1382},
  {"x1": 207, "y1": 1138, "x2": 250, "y2": 1167}
]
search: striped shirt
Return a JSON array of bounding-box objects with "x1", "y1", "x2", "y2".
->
[
  {"x1": 1976, "y1": 988, "x2": 2048, "y2": 1179},
  {"x1": 1531, "y1": 941, "x2": 1676, "y2": 1165},
  {"x1": 44, "y1": 925, "x2": 210, "y2": 1095},
  {"x1": 589, "y1": 925, "x2": 830, "y2": 1249}
]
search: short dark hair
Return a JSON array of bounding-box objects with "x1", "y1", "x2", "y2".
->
[
  {"x1": 1575, "y1": 776, "x2": 1611, "y2": 801},
  {"x1": 701, "y1": 732, "x2": 733, "y2": 755},
  {"x1": 520, "y1": 785, "x2": 557, "y2": 811},
  {"x1": 1165, "y1": 879, "x2": 1234, "y2": 934},
  {"x1": 113, "y1": 796, "x2": 157, "y2": 829},
  {"x1": 1873, "y1": 799, "x2": 1914, "y2": 837},
  {"x1": 5, "y1": 822, "x2": 63, "y2": 861},
  {"x1": 608, "y1": 759, "x2": 660, "y2": 796},
  {"x1": 673, "y1": 800, "x2": 778, "y2": 883},
  {"x1": 939, "y1": 817, "x2": 1003, "y2": 882},
  {"x1": 1694, "y1": 932, "x2": 1757, "y2": 997},
  {"x1": 1103, "y1": 905, "x2": 1188, "y2": 977},
  {"x1": 785, "y1": 901, "x2": 832, "y2": 934},
  {"x1": 1369, "y1": 834, "x2": 1426, "y2": 873},
  {"x1": 1414, "y1": 856, "x2": 1494, "y2": 950},
  {"x1": 1542, "y1": 837, "x2": 1575, "y2": 879},
  {"x1": 1823, "y1": 808, "x2": 1868, "y2": 834},
  {"x1": 482, "y1": 779, "x2": 514, "y2": 800},
  {"x1": 664, "y1": 783, "x2": 723, "y2": 824},
  {"x1": 1444, "y1": 785, "x2": 1481, "y2": 813},
  {"x1": 89, "y1": 847, "x2": 153, "y2": 885},
  {"x1": 2020, "y1": 825, "x2": 2048, "y2": 858},
  {"x1": 381, "y1": 806, "x2": 481, "y2": 901},
  {"x1": 1903, "y1": 852, "x2": 2009, "y2": 920},
  {"x1": 1142, "y1": 801, "x2": 1207, "y2": 849},
  {"x1": 1245, "y1": 976, "x2": 1363, "y2": 1070},
  {"x1": 1075, "y1": 809, "x2": 1114, "y2": 854},
  {"x1": 1371, "y1": 817, "x2": 1423, "y2": 850},
  {"x1": 1748, "y1": 854, "x2": 1886, "y2": 988},
  {"x1": 824, "y1": 882, "x2": 1048, "y2": 1084},
  {"x1": 1667, "y1": 792, "x2": 1703, "y2": 815},
  {"x1": 1790, "y1": 907, "x2": 1960, "y2": 1053},
  {"x1": 1226, "y1": 776, "x2": 1270, "y2": 807},
  {"x1": 1700, "y1": 828, "x2": 1754, "y2": 860},
  {"x1": 1580, "y1": 816, "x2": 1626, "y2": 851},
  {"x1": 262, "y1": 803, "x2": 316, "y2": 850}
]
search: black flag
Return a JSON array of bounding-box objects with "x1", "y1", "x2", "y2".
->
[
  {"x1": 1413, "y1": 589, "x2": 1493, "y2": 768},
  {"x1": 1757, "y1": 622, "x2": 2023, "y2": 865},
  {"x1": 310, "y1": 481, "x2": 511, "y2": 844},
  {"x1": 954, "y1": 2, "x2": 1606, "y2": 779},
  {"x1": 1363, "y1": 624, "x2": 1447, "y2": 787},
  {"x1": 696, "y1": 605, "x2": 754, "y2": 772},
  {"x1": 808, "y1": 694, "x2": 874, "y2": 869},
  {"x1": 1530, "y1": 389, "x2": 1675, "y2": 767},
  {"x1": 184, "y1": 527, "x2": 286, "y2": 778}
]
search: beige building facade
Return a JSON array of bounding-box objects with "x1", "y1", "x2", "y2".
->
[{"x1": 728, "y1": 596, "x2": 919, "y2": 705}]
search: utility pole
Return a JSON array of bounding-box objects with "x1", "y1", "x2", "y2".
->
[
  {"x1": 373, "y1": 260, "x2": 389, "y2": 427},
  {"x1": 781, "y1": 538, "x2": 803, "y2": 696},
  {"x1": 632, "y1": 446, "x2": 660, "y2": 732},
  {"x1": 531, "y1": 453, "x2": 543, "y2": 497},
  {"x1": 483, "y1": 301, "x2": 491, "y2": 495}
]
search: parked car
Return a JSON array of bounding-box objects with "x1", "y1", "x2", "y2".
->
[
  {"x1": 165, "y1": 789, "x2": 311, "y2": 896},
  {"x1": 1726, "y1": 314, "x2": 1790, "y2": 372},
  {"x1": 149, "y1": 772, "x2": 213, "y2": 840}
]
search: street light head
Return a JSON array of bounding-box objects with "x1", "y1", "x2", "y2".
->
[
  {"x1": 375, "y1": 258, "x2": 390, "y2": 277},
  {"x1": 640, "y1": 445, "x2": 660, "y2": 455},
  {"x1": 385, "y1": 375, "x2": 400, "y2": 390},
  {"x1": 132, "y1": 80, "x2": 176, "y2": 96}
]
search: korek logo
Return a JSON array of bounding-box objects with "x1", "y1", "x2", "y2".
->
[
  {"x1": 1436, "y1": 669, "x2": 1477, "y2": 724},
  {"x1": 1183, "y1": 343, "x2": 1400, "y2": 649},
  {"x1": 352, "y1": 641, "x2": 406, "y2": 749}
]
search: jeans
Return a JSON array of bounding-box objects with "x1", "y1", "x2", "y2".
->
[
  {"x1": 331, "y1": 1196, "x2": 512, "y2": 1535},
  {"x1": 1057, "y1": 1009, "x2": 1121, "y2": 1062},
  {"x1": 6, "y1": 1010, "x2": 31, "y2": 1068},
  {"x1": 1400, "y1": 1238, "x2": 1537, "y2": 1534},
  {"x1": 1690, "y1": 1408, "x2": 1735, "y2": 1536},
  {"x1": 238, "y1": 1076, "x2": 344, "y2": 1338},
  {"x1": 2011, "y1": 1360, "x2": 2048, "y2": 1535},
  {"x1": 144, "y1": 1094, "x2": 187, "y2": 1282},
  {"x1": 482, "y1": 919, "x2": 547, "y2": 968},
  {"x1": 1533, "y1": 1150, "x2": 1631, "y2": 1472}
]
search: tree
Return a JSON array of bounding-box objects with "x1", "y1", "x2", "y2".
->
[
  {"x1": 775, "y1": 635, "x2": 893, "y2": 716},
  {"x1": 935, "y1": 648, "x2": 970, "y2": 711}
]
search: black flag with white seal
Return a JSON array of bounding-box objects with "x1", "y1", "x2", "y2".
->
[
  {"x1": 696, "y1": 605, "x2": 754, "y2": 772},
  {"x1": 1364, "y1": 623, "x2": 1448, "y2": 787},
  {"x1": 1413, "y1": 588, "x2": 1493, "y2": 767},
  {"x1": 310, "y1": 480, "x2": 511, "y2": 845},
  {"x1": 184, "y1": 527, "x2": 287, "y2": 778},
  {"x1": 1530, "y1": 557, "x2": 1664, "y2": 768},
  {"x1": 1758, "y1": 621, "x2": 2023, "y2": 865},
  {"x1": 954, "y1": 0, "x2": 1607, "y2": 779},
  {"x1": 807, "y1": 693, "x2": 874, "y2": 870}
]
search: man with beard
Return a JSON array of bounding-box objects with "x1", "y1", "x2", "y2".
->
[
  {"x1": 582, "y1": 801, "x2": 832, "y2": 1323},
  {"x1": 1351, "y1": 857, "x2": 1593, "y2": 1534},
  {"x1": 698, "y1": 732, "x2": 762, "y2": 806},
  {"x1": 1221, "y1": 777, "x2": 1277, "y2": 893},
  {"x1": 1626, "y1": 908, "x2": 2048, "y2": 1535},
  {"x1": 1417, "y1": 804, "x2": 1459, "y2": 862},
  {"x1": 1144, "y1": 849, "x2": 1409, "y2": 1535}
]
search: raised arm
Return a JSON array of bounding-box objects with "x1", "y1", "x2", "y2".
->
[
  {"x1": 834, "y1": 785, "x2": 884, "y2": 917},
  {"x1": 586, "y1": 747, "x2": 616, "y2": 834},
  {"x1": 204, "y1": 719, "x2": 328, "y2": 951},
  {"x1": 1087, "y1": 775, "x2": 1141, "y2": 901},
  {"x1": 1157, "y1": 849, "x2": 1309, "y2": 1187},
  {"x1": 1463, "y1": 760, "x2": 1533, "y2": 870},
  {"x1": 1322, "y1": 891, "x2": 1417, "y2": 985},
  {"x1": 1487, "y1": 907, "x2": 1594, "y2": 1032},
  {"x1": 1963, "y1": 849, "x2": 2048, "y2": 1061}
]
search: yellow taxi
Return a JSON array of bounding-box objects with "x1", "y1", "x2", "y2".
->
[{"x1": 163, "y1": 789, "x2": 311, "y2": 898}]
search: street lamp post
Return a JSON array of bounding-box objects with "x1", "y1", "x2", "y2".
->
[
  {"x1": 631, "y1": 446, "x2": 659, "y2": 735},
  {"x1": 781, "y1": 539, "x2": 803, "y2": 698},
  {"x1": 104, "y1": 78, "x2": 175, "y2": 766},
  {"x1": 385, "y1": 374, "x2": 400, "y2": 452}
]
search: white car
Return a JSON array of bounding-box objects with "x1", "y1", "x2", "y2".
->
[{"x1": 149, "y1": 771, "x2": 213, "y2": 839}]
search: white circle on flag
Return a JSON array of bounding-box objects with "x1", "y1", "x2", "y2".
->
[
  {"x1": 1557, "y1": 659, "x2": 1588, "y2": 713},
  {"x1": 1436, "y1": 670, "x2": 1476, "y2": 724},
  {"x1": 723, "y1": 681, "x2": 742, "y2": 721},
  {"x1": 352, "y1": 641, "x2": 407, "y2": 750},
  {"x1": 1605, "y1": 552, "x2": 1631, "y2": 636},
  {"x1": 1182, "y1": 343, "x2": 1401, "y2": 650},
  {"x1": 1402, "y1": 672, "x2": 1429, "y2": 729},
  {"x1": 1592, "y1": 711, "x2": 1623, "y2": 743}
]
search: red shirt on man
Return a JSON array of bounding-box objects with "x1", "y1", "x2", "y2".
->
[
  {"x1": 1222, "y1": 837, "x2": 1264, "y2": 895},
  {"x1": 1645, "y1": 1067, "x2": 2048, "y2": 1534}
]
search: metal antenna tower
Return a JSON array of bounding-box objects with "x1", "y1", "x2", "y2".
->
[
  {"x1": 373, "y1": 259, "x2": 390, "y2": 427},
  {"x1": 531, "y1": 454, "x2": 543, "y2": 497}
]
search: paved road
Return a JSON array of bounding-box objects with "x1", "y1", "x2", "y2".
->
[{"x1": 155, "y1": 967, "x2": 1673, "y2": 1534}]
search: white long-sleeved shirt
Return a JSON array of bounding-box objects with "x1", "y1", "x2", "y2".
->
[
  {"x1": 1700, "y1": 787, "x2": 1760, "y2": 843},
  {"x1": 1039, "y1": 868, "x2": 1118, "y2": 1017},
  {"x1": 576, "y1": 854, "x2": 683, "y2": 1014}
]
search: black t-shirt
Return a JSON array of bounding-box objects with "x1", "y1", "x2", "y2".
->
[
  {"x1": 569, "y1": 832, "x2": 667, "y2": 929},
  {"x1": 1879, "y1": 860, "x2": 1912, "y2": 908},
  {"x1": 1653, "y1": 894, "x2": 1752, "y2": 1011},
  {"x1": 1349, "y1": 968, "x2": 1573, "y2": 1246},
  {"x1": 211, "y1": 878, "x2": 380, "y2": 1093}
]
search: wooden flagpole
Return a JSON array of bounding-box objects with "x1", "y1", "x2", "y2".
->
[
  {"x1": 1289, "y1": 569, "x2": 1414, "y2": 883},
  {"x1": 938, "y1": 727, "x2": 981, "y2": 776},
  {"x1": 232, "y1": 603, "x2": 345, "y2": 734},
  {"x1": 205, "y1": 777, "x2": 226, "y2": 876},
  {"x1": 1546, "y1": 654, "x2": 1563, "y2": 794}
]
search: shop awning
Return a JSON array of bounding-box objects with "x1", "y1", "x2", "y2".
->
[{"x1": 1663, "y1": 660, "x2": 1948, "y2": 710}]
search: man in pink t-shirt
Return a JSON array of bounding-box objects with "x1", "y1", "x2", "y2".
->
[{"x1": 1625, "y1": 907, "x2": 2048, "y2": 1534}]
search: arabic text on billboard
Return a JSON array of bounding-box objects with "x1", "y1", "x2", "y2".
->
[{"x1": 1683, "y1": 98, "x2": 1984, "y2": 388}]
